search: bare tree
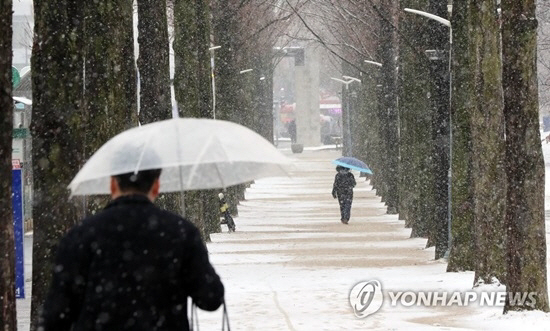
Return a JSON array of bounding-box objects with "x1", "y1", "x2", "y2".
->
[{"x1": 172, "y1": 0, "x2": 220, "y2": 240}]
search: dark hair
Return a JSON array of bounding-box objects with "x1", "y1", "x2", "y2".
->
[{"x1": 114, "y1": 169, "x2": 162, "y2": 194}]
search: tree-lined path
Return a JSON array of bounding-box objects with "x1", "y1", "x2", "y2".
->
[{"x1": 199, "y1": 148, "x2": 478, "y2": 330}]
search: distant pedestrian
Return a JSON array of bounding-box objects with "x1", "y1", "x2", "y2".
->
[
  {"x1": 288, "y1": 119, "x2": 297, "y2": 143},
  {"x1": 332, "y1": 165, "x2": 356, "y2": 224},
  {"x1": 218, "y1": 192, "x2": 236, "y2": 232},
  {"x1": 39, "y1": 169, "x2": 224, "y2": 331}
]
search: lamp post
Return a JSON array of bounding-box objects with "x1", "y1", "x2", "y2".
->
[
  {"x1": 364, "y1": 60, "x2": 383, "y2": 67},
  {"x1": 404, "y1": 6, "x2": 452, "y2": 258},
  {"x1": 209, "y1": 45, "x2": 221, "y2": 119},
  {"x1": 331, "y1": 76, "x2": 361, "y2": 156},
  {"x1": 342, "y1": 75, "x2": 362, "y2": 84}
]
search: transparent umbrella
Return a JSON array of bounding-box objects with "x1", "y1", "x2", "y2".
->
[{"x1": 68, "y1": 118, "x2": 291, "y2": 196}]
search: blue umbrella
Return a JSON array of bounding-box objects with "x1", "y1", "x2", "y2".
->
[{"x1": 332, "y1": 156, "x2": 373, "y2": 174}]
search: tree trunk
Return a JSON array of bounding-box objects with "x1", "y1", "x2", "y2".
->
[
  {"x1": 377, "y1": 0, "x2": 400, "y2": 214},
  {"x1": 502, "y1": 0, "x2": 550, "y2": 312},
  {"x1": 174, "y1": 0, "x2": 219, "y2": 240},
  {"x1": 361, "y1": 70, "x2": 380, "y2": 177},
  {"x1": 427, "y1": 0, "x2": 450, "y2": 260},
  {"x1": 173, "y1": 0, "x2": 203, "y2": 237},
  {"x1": 83, "y1": 0, "x2": 137, "y2": 157},
  {"x1": 363, "y1": 68, "x2": 383, "y2": 195},
  {"x1": 137, "y1": 0, "x2": 183, "y2": 226},
  {"x1": 195, "y1": 0, "x2": 212, "y2": 119},
  {"x1": 470, "y1": 0, "x2": 506, "y2": 285},
  {"x1": 80, "y1": 0, "x2": 137, "y2": 217},
  {"x1": 137, "y1": 0, "x2": 171, "y2": 124},
  {"x1": 0, "y1": 0, "x2": 17, "y2": 328},
  {"x1": 211, "y1": 1, "x2": 249, "y2": 220},
  {"x1": 447, "y1": 0, "x2": 476, "y2": 272},
  {"x1": 30, "y1": 0, "x2": 85, "y2": 328},
  {"x1": 252, "y1": 56, "x2": 274, "y2": 142},
  {"x1": 341, "y1": 83, "x2": 352, "y2": 156},
  {"x1": 397, "y1": 0, "x2": 434, "y2": 239},
  {"x1": 212, "y1": 2, "x2": 240, "y2": 122},
  {"x1": 174, "y1": 0, "x2": 199, "y2": 113},
  {"x1": 174, "y1": 0, "x2": 212, "y2": 118},
  {"x1": 352, "y1": 73, "x2": 369, "y2": 179}
]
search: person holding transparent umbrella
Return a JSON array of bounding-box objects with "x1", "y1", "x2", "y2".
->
[
  {"x1": 39, "y1": 118, "x2": 291, "y2": 331},
  {"x1": 39, "y1": 168, "x2": 225, "y2": 331}
]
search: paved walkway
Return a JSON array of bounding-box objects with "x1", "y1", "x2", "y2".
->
[
  {"x1": 197, "y1": 148, "x2": 458, "y2": 330},
  {"x1": 16, "y1": 233, "x2": 32, "y2": 331}
]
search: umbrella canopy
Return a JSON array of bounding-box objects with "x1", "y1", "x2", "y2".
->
[
  {"x1": 69, "y1": 118, "x2": 291, "y2": 195},
  {"x1": 332, "y1": 156, "x2": 373, "y2": 174}
]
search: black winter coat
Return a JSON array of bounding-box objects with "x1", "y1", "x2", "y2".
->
[
  {"x1": 40, "y1": 195, "x2": 224, "y2": 331},
  {"x1": 332, "y1": 171, "x2": 356, "y2": 198}
]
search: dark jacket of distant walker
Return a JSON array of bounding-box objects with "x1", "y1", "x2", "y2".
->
[
  {"x1": 332, "y1": 168, "x2": 356, "y2": 222},
  {"x1": 40, "y1": 195, "x2": 224, "y2": 331},
  {"x1": 332, "y1": 169, "x2": 356, "y2": 199}
]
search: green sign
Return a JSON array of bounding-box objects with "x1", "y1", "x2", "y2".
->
[
  {"x1": 12, "y1": 66, "x2": 20, "y2": 88},
  {"x1": 12, "y1": 128, "x2": 28, "y2": 139}
]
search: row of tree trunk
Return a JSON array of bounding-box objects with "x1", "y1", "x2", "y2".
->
[
  {"x1": 310, "y1": 0, "x2": 548, "y2": 314},
  {"x1": 347, "y1": 0, "x2": 549, "y2": 313}
]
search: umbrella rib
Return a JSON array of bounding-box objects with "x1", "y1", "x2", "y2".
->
[
  {"x1": 133, "y1": 129, "x2": 155, "y2": 175},
  {"x1": 186, "y1": 134, "x2": 216, "y2": 188},
  {"x1": 172, "y1": 119, "x2": 187, "y2": 216},
  {"x1": 185, "y1": 134, "x2": 232, "y2": 189},
  {"x1": 172, "y1": 119, "x2": 185, "y2": 191},
  {"x1": 214, "y1": 162, "x2": 225, "y2": 188},
  {"x1": 210, "y1": 135, "x2": 232, "y2": 188}
]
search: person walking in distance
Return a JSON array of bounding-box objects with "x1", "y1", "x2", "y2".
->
[
  {"x1": 288, "y1": 119, "x2": 297, "y2": 143},
  {"x1": 218, "y1": 192, "x2": 236, "y2": 232},
  {"x1": 332, "y1": 166, "x2": 356, "y2": 224}
]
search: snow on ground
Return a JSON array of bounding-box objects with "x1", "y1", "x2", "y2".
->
[{"x1": 16, "y1": 142, "x2": 550, "y2": 330}]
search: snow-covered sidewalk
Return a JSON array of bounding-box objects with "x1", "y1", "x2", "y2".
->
[{"x1": 196, "y1": 148, "x2": 550, "y2": 330}]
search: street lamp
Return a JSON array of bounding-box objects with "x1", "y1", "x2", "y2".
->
[
  {"x1": 239, "y1": 68, "x2": 254, "y2": 74},
  {"x1": 209, "y1": 45, "x2": 221, "y2": 119},
  {"x1": 364, "y1": 60, "x2": 383, "y2": 67},
  {"x1": 404, "y1": 8, "x2": 451, "y2": 27},
  {"x1": 342, "y1": 75, "x2": 362, "y2": 84},
  {"x1": 331, "y1": 76, "x2": 361, "y2": 156},
  {"x1": 404, "y1": 7, "x2": 452, "y2": 258}
]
